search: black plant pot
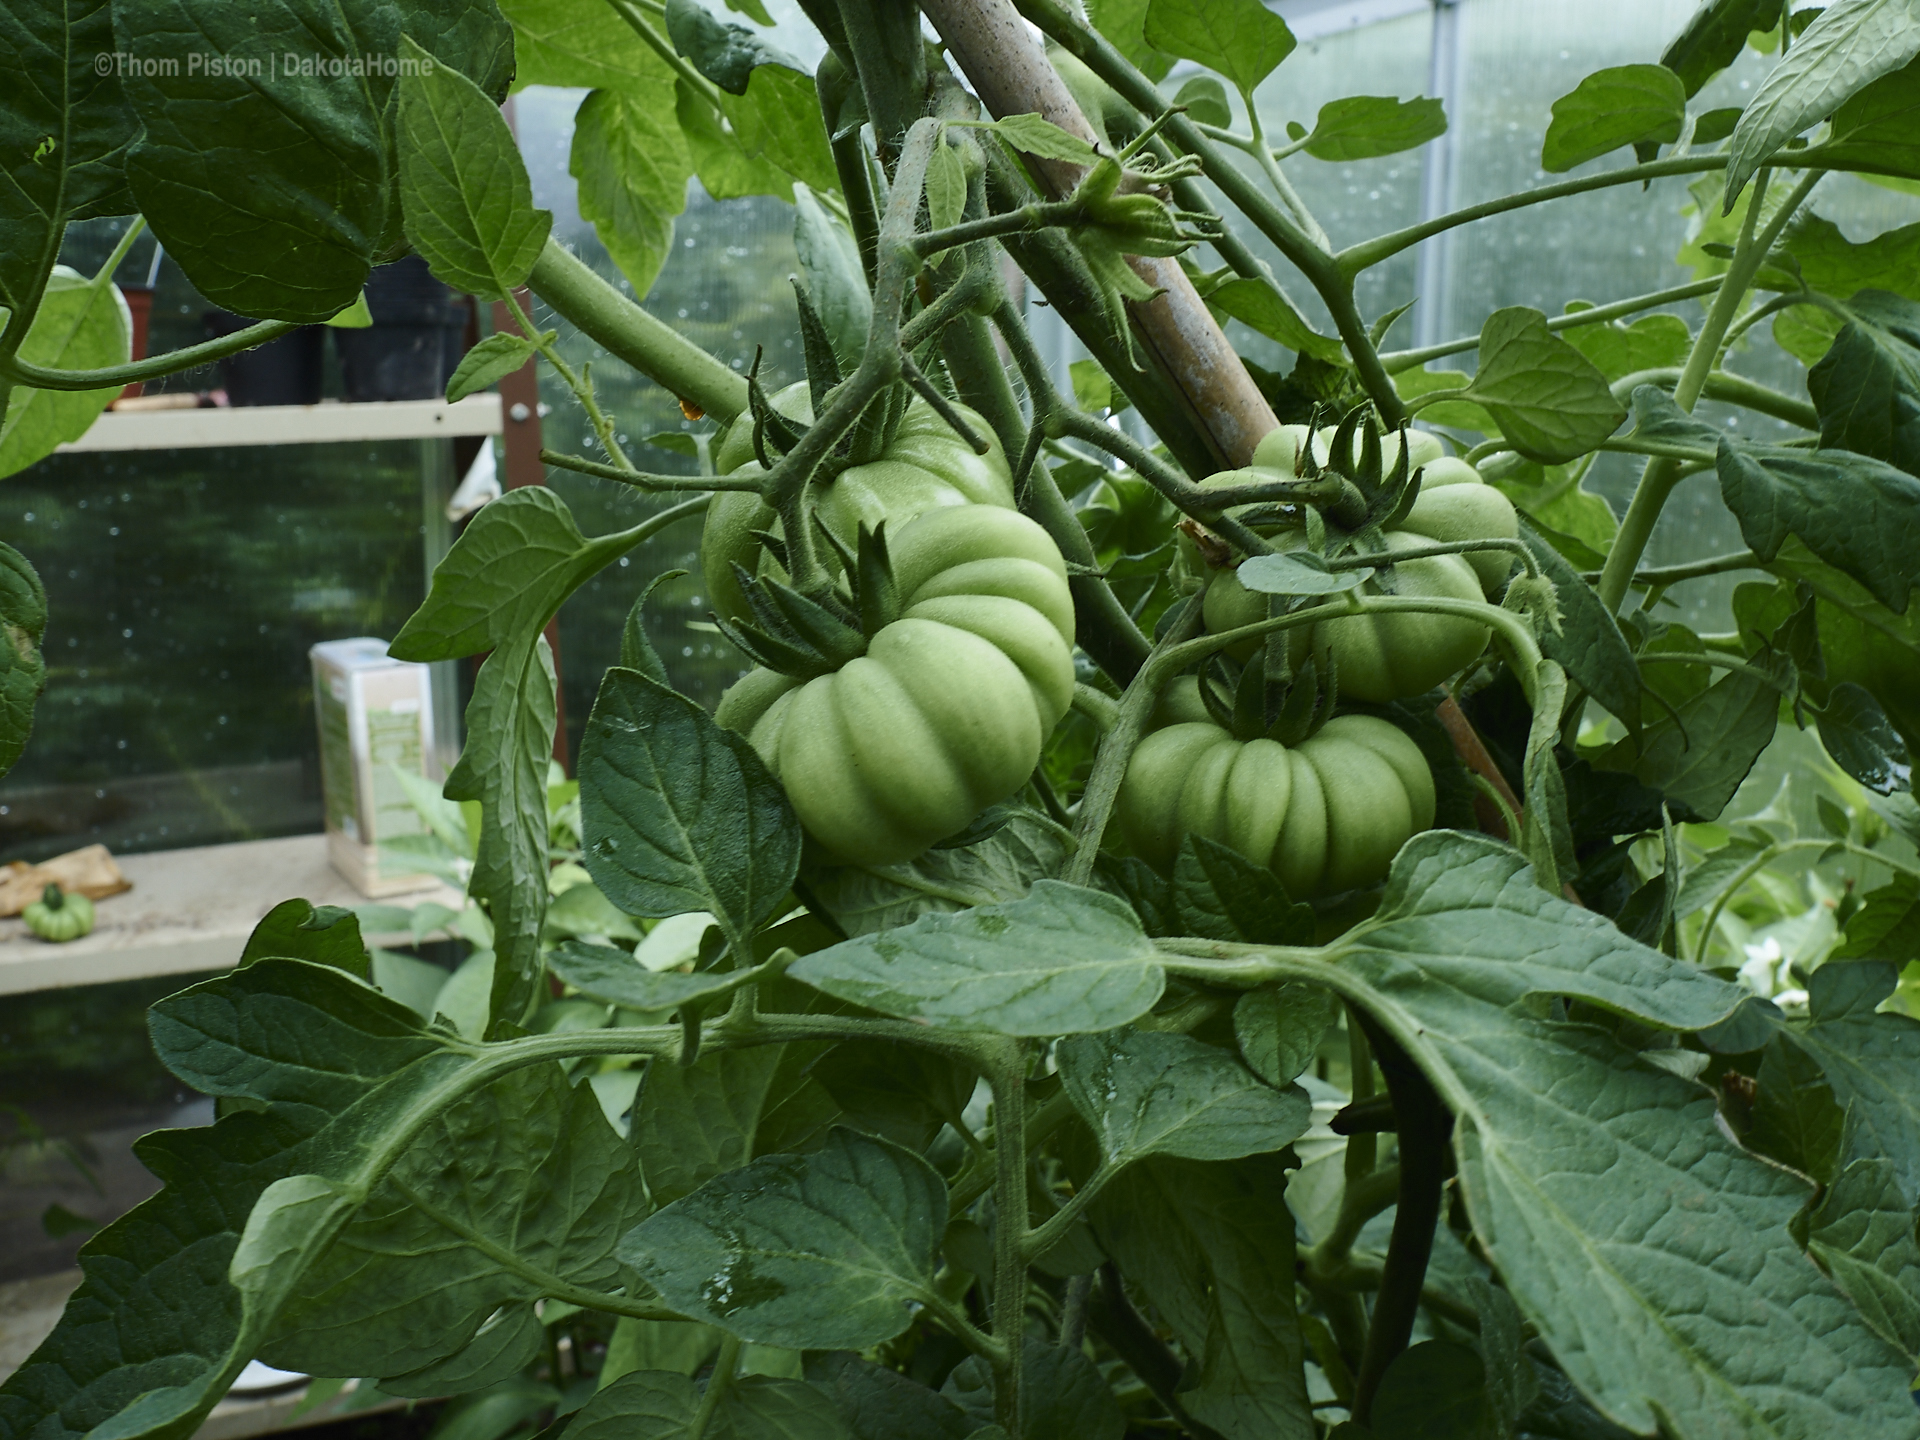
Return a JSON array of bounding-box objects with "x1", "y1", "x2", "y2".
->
[
  {"x1": 203, "y1": 313, "x2": 324, "y2": 407},
  {"x1": 334, "y1": 256, "x2": 467, "y2": 402}
]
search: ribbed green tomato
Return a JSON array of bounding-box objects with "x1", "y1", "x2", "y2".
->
[
  {"x1": 22, "y1": 883, "x2": 95, "y2": 942},
  {"x1": 702, "y1": 383, "x2": 1015, "y2": 623},
  {"x1": 1200, "y1": 436, "x2": 1518, "y2": 702},
  {"x1": 1115, "y1": 715, "x2": 1435, "y2": 897},
  {"x1": 715, "y1": 505, "x2": 1075, "y2": 866}
]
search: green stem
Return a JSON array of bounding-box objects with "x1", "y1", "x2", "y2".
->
[
  {"x1": 1049, "y1": 408, "x2": 1271, "y2": 555},
  {"x1": 1597, "y1": 169, "x2": 1821, "y2": 613},
  {"x1": 1349, "y1": 1020, "x2": 1450, "y2": 1426},
  {"x1": 1063, "y1": 595, "x2": 1203, "y2": 886},
  {"x1": 1607, "y1": 365, "x2": 1820, "y2": 430},
  {"x1": 1379, "y1": 276, "x2": 1724, "y2": 374},
  {"x1": 540, "y1": 450, "x2": 761, "y2": 491},
  {"x1": 1008, "y1": 0, "x2": 1405, "y2": 425},
  {"x1": 1305, "y1": 1164, "x2": 1401, "y2": 1279},
  {"x1": 1022, "y1": 1162, "x2": 1115, "y2": 1262},
  {"x1": 1343, "y1": 1016, "x2": 1377, "y2": 1189},
  {"x1": 1583, "y1": 549, "x2": 1760, "y2": 587},
  {"x1": 528, "y1": 238, "x2": 750, "y2": 423},
  {"x1": 506, "y1": 289, "x2": 633, "y2": 472},
  {"x1": 1692, "y1": 837, "x2": 1920, "y2": 964},
  {"x1": 1243, "y1": 100, "x2": 1330, "y2": 250},
  {"x1": 912, "y1": 200, "x2": 1080, "y2": 255},
  {"x1": 988, "y1": 1045, "x2": 1030, "y2": 1437},
  {"x1": 606, "y1": 0, "x2": 726, "y2": 106},
  {"x1": 6, "y1": 317, "x2": 305, "y2": 391},
  {"x1": 687, "y1": 1334, "x2": 741, "y2": 1439},
  {"x1": 1342, "y1": 155, "x2": 1736, "y2": 277}
]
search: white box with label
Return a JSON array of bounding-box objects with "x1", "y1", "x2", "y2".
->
[{"x1": 310, "y1": 637, "x2": 442, "y2": 897}]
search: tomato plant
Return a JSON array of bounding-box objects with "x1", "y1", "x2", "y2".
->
[{"x1": 3, "y1": 0, "x2": 1920, "y2": 1437}]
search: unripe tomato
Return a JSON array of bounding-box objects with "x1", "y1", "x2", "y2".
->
[
  {"x1": 702, "y1": 383, "x2": 1015, "y2": 623},
  {"x1": 22, "y1": 883, "x2": 95, "y2": 942},
  {"x1": 715, "y1": 505, "x2": 1075, "y2": 866},
  {"x1": 1115, "y1": 714, "x2": 1435, "y2": 897},
  {"x1": 1200, "y1": 445, "x2": 1518, "y2": 702}
]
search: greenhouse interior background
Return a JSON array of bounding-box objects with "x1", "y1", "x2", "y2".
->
[{"x1": 2, "y1": 0, "x2": 1915, "y2": 1426}]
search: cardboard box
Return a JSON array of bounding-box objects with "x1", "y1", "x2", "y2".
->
[{"x1": 310, "y1": 638, "x2": 441, "y2": 897}]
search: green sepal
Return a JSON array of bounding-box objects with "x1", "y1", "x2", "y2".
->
[{"x1": 792, "y1": 277, "x2": 843, "y2": 415}]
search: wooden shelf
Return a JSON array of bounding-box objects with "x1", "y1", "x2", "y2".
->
[
  {"x1": 57, "y1": 395, "x2": 503, "y2": 453},
  {"x1": 0, "y1": 833, "x2": 462, "y2": 997}
]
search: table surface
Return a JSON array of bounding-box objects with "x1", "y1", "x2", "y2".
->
[{"x1": 0, "y1": 833, "x2": 462, "y2": 996}]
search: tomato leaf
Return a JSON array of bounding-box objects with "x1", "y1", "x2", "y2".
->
[
  {"x1": 1234, "y1": 550, "x2": 1372, "y2": 595},
  {"x1": 445, "y1": 330, "x2": 540, "y2": 405},
  {"x1": 1658, "y1": 0, "x2": 1784, "y2": 99},
  {"x1": 116, "y1": 0, "x2": 511, "y2": 321},
  {"x1": 1086, "y1": 1154, "x2": 1310, "y2": 1439},
  {"x1": 1540, "y1": 64, "x2": 1686, "y2": 173},
  {"x1": 1816, "y1": 682, "x2": 1913, "y2": 794},
  {"x1": 1173, "y1": 833, "x2": 1317, "y2": 944},
  {"x1": 1317, "y1": 834, "x2": 1918, "y2": 1438},
  {"x1": 1087, "y1": 0, "x2": 1174, "y2": 83},
  {"x1": 448, "y1": 639, "x2": 559, "y2": 1032},
  {"x1": 630, "y1": 1046, "x2": 790, "y2": 1208},
  {"x1": 941, "y1": 1341, "x2": 1124, "y2": 1439},
  {"x1": 578, "y1": 666, "x2": 801, "y2": 939},
  {"x1": 1058, "y1": 1027, "x2": 1312, "y2": 1165},
  {"x1": 1457, "y1": 308, "x2": 1627, "y2": 463},
  {"x1": 1597, "y1": 658, "x2": 1784, "y2": 821},
  {"x1": 1805, "y1": 1157, "x2": 1920, "y2": 1359},
  {"x1": 396, "y1": 36, "x2": 553, "y2": 302},
  {"x1": 0, "y1": 266, "x2": 131, "y2": 479},
  {"x1": 1296, "y1": 95, "x2": 1446, "y2": 162},
  {"x1": 805, "y1": 1352, "x2": 981, "y2": 1440},
  {"x1": 1142, "y1": 0, "x2": 1296, "y2": 99},
  {"x1": 1816, "y1": 51, "x2": 1920, "y2": 183},
  {"x1": 1746, "y1": 1033, "x2": 1846, "y2": 1184},
  {"x1": 1172, "y1": 75, "x2": 1232, "y2": 128},
  {"x1": 1726, "y1": 0, "x2": 1920, "y2": 205},
  {"x1": 0, "y1": 541, "x2": 48, "y2": 781},
  {"x1": 260, "y1": 1066, "x2": 643, "y2": 1383},
  {"x1": 664, "y1": 0, "x2": 796, "y2": 94},
  {"x1": 795, "y1": 183, "x2": 870, "y2": 375},
  {"x1": 789, "y1": 880, "x2": 1165, "y2": 1035},
  {"x1": 0, "y1": 961, "x2": 477, "y2": 1440},
  {"x1": 1520, "y1": 522, "x2": 1643, "y2": 728},
  {"x1": 1717, "y1": 437, "x2": 1920, "y2": 614},
  {"x1": 0, "y1": 0, "x2": 134, "y2": 321},
  {"x1": 1233, "y1": 984, "x2": 1339, "y2": 1088},
  {"x1": 620, "y1": 1128, "x2": 946, "y2": 1349},
  {"x1": 570, "y1": 86, "x2": 693, "y2": 299},
  {"x1": 499, "y1": 0, "x2": 677, "y2": 92},
  {"x1": 1781, "y1": 961, "x2": 1920, "y2": 1206},
  {"x1": 802, "y1": 809, "x2": 1075, "y2": 936},
  {"x1": 567, "y1": 1367, "x2": 850, "y2": 1438},
  {"x1": 1559, "y1": 311, "x2": 1692, "y2": 382},
  {"x1": 980, "y1": 112, "x2": 1100, "y2": 165},
  {"x1": 239, "y1": 899, "x2": 371, "y2": 980},
  {"x1": 1207, "y1": 277, "x2": 1348, "y2": 364},
  {"x1": 1807, "y1": 289, "x2": 1920, "y2": 478},
  {"x1": 548, "y1": 940, "x2": 745, "y2": 1012}
]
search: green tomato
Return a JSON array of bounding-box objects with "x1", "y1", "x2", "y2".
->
[
  {"x1": 1115, "y1": 714, "x2": 1435, "y2": 897},
  {"x1": 702, "y1": 382, "x2": 1015, "y2": 623},
  {"x1": 716, "y1": 505, "x2": 1075, "y2": 866},
  {"x1": 1200, "y1": 452, "x2": 1518, "y2": 702},
  {"x1": 23, "y1": 883, "x2": 95, "y2": 942}
]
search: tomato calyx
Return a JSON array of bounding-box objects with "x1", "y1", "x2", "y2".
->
[
  {"x1": 1197, "y1": 648, "x2": 1339, "y2": 747},
  {"x1": 713, "y1": 518, "x2": 902, "y2": 679}
]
